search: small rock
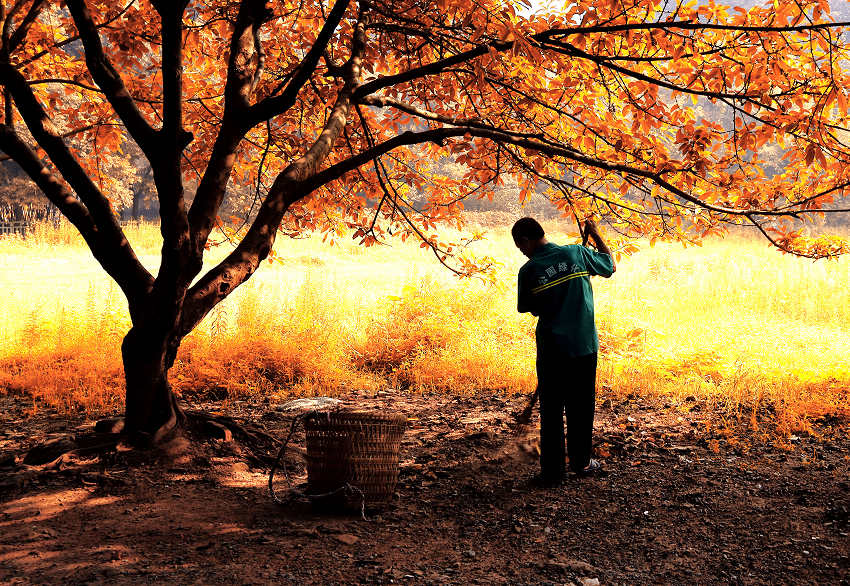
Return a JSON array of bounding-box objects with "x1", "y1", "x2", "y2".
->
[
  {"x1": 545, "y1": 559, "x2": 596, "y2": 574},
  {"x1": 204, "y1": 420, "x2": 233, "y2": 442},
  {"x1": 230, "y1": 462, "x2": 249, "y2": 474},
  {"x1": 23, "y1": 436, "x2": 77, "y2": 465},
  {"x1": 333, "y1": 533, "x2": 359, "y2": 545},
  {"x1": 579, "y1": 578, "x2": 600, "y2": 586},
  {"x1": 94, "y1": 418, "x2": 125, "y2": 434},
  {"x1": 570, "y1": 560, "x2": 596, "y2": 574},
  {"x1": 292, "y1": 527, "x2": 319, "y2": 538},
  {"x1": 276, "y1": 397, "x2": 342, "y2": 412}
]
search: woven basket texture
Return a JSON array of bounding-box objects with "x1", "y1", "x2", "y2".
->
[{"x1": 304, "y1": 410, "x2": 407, "y2": 506}]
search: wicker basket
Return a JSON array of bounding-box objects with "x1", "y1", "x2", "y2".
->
[{"x1": 304, "y1": 410, "x2": 407, "y2": 508}]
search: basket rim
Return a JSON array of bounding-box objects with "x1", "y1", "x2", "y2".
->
[{"x1": 303, "y1": 409, "x2": 407, "y2": 426}]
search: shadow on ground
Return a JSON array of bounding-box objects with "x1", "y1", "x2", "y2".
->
[{"x1": 1, "y1": 390, "x2": 848, "y2": 584}]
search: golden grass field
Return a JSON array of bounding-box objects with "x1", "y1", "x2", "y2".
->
[{"x1": 1, "y1": 218, "x2": 848, "y2": 436}]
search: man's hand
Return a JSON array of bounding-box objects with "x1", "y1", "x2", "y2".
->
[
  {"x1": 583, "y1": 219, "x2": 616, "y2": 273},
  {"x1": 584, "y1": 219, "x2": 600, "y2": 242}
]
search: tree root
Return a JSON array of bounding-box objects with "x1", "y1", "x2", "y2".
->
[
  {"x1": 5, "y1": 429, "x2": 124, "y2": 493},
  {"x1": 150, "y1": 392, "x2": 185, "y2": 446},
  {"x1": 184, "y1": 409, "x2": 286, "y2": 467},
  {"x1": 20, "y1": 427, "x2": 123, "y2": 467},
  {"x1": 11, "y1": 409, "x2": 287, "y2": 482}
]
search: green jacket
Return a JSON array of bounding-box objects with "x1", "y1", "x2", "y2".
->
[{"x1": 517, "y1": 242, "x2": 614, "y2": 357}]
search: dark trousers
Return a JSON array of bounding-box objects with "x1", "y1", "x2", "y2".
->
[{"x1": 537, "y1": 348, "x2": 597, "y2": 480}]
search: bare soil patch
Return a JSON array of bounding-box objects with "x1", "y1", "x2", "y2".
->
[{"x1": 1, "y1": 390, "x2": 848, "y2": 584}]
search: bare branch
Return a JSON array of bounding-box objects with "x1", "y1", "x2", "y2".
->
[{"x1": 27, "y1": 78, "x2": 101, "y2": 92}]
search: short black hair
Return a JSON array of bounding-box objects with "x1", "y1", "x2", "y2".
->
[{"x1": 511, "y1": 217, "x2": 544, "y2": 241}]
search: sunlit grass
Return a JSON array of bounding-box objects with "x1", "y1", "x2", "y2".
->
[{"x1": 1, "y1": 219, "x2": 848, "y2": 434}]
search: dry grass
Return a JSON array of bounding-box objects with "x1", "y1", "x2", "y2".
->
[{"x1": 1, "y1": 219, "x2": 848, "y2": 434}]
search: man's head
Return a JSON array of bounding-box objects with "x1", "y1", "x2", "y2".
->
[{"x1": 512, "y1": 217, "x2": 546, "y2": 258}]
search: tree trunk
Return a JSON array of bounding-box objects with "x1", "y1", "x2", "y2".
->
[
  {"x1": 121, "y1": 326, "x2": 183, "y2": 444},
  {"x1": 131, "y1": 191, "x2": 141, "y2": 221}
]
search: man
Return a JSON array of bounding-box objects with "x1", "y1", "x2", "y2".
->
[{"x1": 513, "y1": 217, "x2": 615, "y2": 486}]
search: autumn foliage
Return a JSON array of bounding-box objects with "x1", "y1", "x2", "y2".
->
[{"x1": 1, "y1": 0, "x2": 849, "y2": 438}]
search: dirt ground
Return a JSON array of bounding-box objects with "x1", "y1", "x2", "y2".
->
[{"x1": 1, "y1": 389, "x2": 848, "y2": 585}]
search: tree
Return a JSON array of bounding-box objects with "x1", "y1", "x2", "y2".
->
[{"x1": 1, "y1": 0, "x2": 849, "y2": 442}]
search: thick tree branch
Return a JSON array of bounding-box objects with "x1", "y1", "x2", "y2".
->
[
  {"x1": 309, "y1": 123, "x2": 835, "y2": 221},
  {"x1": 187, "y1": 0, "x2": 270, "y2": 266},
  {"x1": 352, "y1": 38, "x2": 505, "y2": 100},
  {"x1": 67, "y1": 0, "x2": 159, "y2": 158},
  {"x1": 0, "y1": 0, "x2": 24, "y2": 60},
  {"x1": 0, "y1": 125, "x2": 95, "y2": 235},
  {"x1": 358, "y1": 94, "x2": 552, "y2": 140},
  {"x1": 151, "y1": 1, "x2": 194, "y2": 303},
  {"x1": 250, "y1": 18, "x2": 267, "y2": 94},
  {"x1": 0, "y1": 65, "x2": 118, "y2": 232},
  {"x1": 0, "y1": 102, "x2": 152, "y2": 303},
  {"x1": 248, "y1": 0, "x2": 352, "y2": 125},
  {"x1": 301, "y1": 128, "x2": 533, "y2": 191},
  {"x1": 354, "y1": 19, "x2": 850, "y2": 104},
  {"x1": 223, "y1": 0, "x2": 269, "y2": 115},
  {"x1": 158, "y1": 3, "x2": 191, "y2": 152},
  {"x1": 0, "y1": 121, "x2": 120, "y2": 162},
  {"x1": 182, "y1": 15, "x2": 367, "y2": 335},
  {"x1": 0, "y1": 124, "x2": 154, "y2": 297}
]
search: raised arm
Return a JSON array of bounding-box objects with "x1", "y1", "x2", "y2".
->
[{"x1": 584, "y1": 219, "x2": 616, "y2": 274}]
